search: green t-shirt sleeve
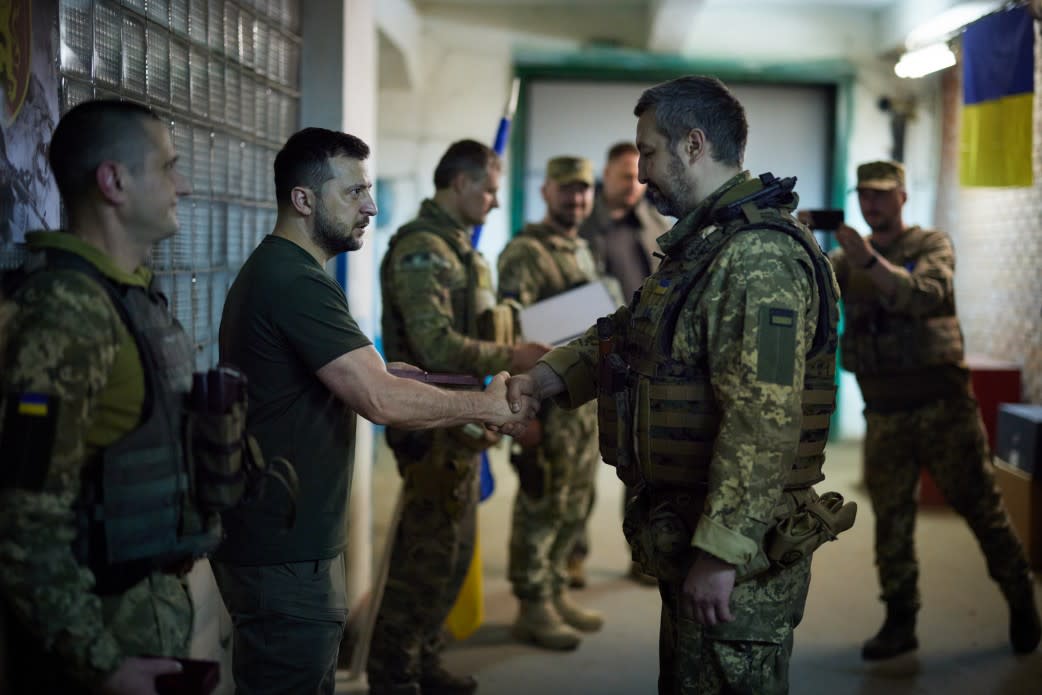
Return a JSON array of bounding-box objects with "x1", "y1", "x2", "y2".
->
[{"x1": 274, "y1": 269, "x2": 372, "y2": 373}]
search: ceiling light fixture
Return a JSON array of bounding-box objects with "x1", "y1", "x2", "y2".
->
[
  {"x1": 894, "y1": 42, "x2": 957, "y2": 79},
  {"x1": 905, "y1": 1, "x2": 999, "y2": 49},
  {"x1": 893, "y1": 1, "x2": 1001, "y2": 79}
]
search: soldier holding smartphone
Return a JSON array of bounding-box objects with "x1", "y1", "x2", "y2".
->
[{"x1": 806, "y1": 160, "x2": 1040, "y2": 660}]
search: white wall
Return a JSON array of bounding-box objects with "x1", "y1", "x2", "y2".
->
[
  {"x1": 524, "y1": 80, "x2": 833, "y2": 225},
  {"x1": 678, "y1": 5, "x2": 881, "y2": 62},
  {"x1": 300, "y1": 0, "x2": 379, "y2": 627}
]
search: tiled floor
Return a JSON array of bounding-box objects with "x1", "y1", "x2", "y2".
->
[{"x1": 340, "y1": 437, "x2": 1042, "y2": 695}]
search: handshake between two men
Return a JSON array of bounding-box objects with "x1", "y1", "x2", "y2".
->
[{"x1": 353, "y1": 337, "x2": 553, "y2": 439}]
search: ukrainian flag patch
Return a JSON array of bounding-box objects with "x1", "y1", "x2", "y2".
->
[
  {"x1": 2, "y1": 392, "x2": 58, "y2": 489},
  {"x1": 769, "y1": 309, "x2": 794, "y2": 327},
  {"x1": 17, "y1": 393, "x2": 50, "y2": 416}
]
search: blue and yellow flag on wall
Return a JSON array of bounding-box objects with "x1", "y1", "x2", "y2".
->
[{"x1": 960, "y1": 5, "x2": 1035, "y2": 187}]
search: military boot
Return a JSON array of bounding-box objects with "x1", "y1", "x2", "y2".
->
[
  {"x1": 553, "y1": 591, "x2": 604, "y2": 632},
  {"x1": 512, "y1": 599, "x2": 582, "y2": 650},
  {"x1": 861, "y1": 603, "x2": 918, "y2": 661},
  {"x1": 419, "y1": 664, "x2": 478, "y2": 695},
  {"x1": 567, "y1": 554, "x2": 587, "y2": 589},
  {"x1": 1003, "y1": 578, "x2": 1042, "y2": 654}
]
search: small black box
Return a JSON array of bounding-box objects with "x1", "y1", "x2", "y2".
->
[{"x1": 996, "y1": 404, "x2": 1042, "y2": 477}]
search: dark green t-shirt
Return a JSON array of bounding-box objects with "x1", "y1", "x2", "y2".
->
[{"x1": 216, "y1": 235, "x2": 371, "y2": 564}]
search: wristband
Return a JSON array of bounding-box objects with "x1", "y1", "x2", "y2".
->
[{"x1": 862, "y1": 254, "x2": 879, "y2": 270}]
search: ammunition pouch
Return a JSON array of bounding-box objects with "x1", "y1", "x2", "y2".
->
[
  {"x1": 765, "y1": 491, "x2": 856, "y2": 569},
  {"x1": 478, "y1": 300, "x2": 521, "y2": 345},
  {"x1": 185, "y1": 401, "x2": 299, "y2": 528},
  {"x1": 405, "y1": 447, "x2": 476, "y2": 521},
  {"x1": 623, "y1": 487, "x2": 702, "y2": 583},
  {"x1": 599, "y1": 353, "x2": 644, "y2": 486},
  {"x1": 510, "y1": 443, "x2": 548, "y2": 500},
  {"x1": 596, "y1": 385, "x2": 620, "y2": 467}
]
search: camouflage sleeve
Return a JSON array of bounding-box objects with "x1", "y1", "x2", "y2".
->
[
  {"x1": 388, "y1": 232, "x2": 513, "y2": 375},
  {"x1": 0, "y1": 271, "x2": 126, "y2": 687},
  {"x1": 880, "y1": 230, "x2": 954, "y2": 316},
  {"x1": 496, "y1": 239, "x2": 544, "y2": 307},
  {"x1": 541, "y1": 305, "x2": 630, "y2": 409},
  {"x1": 688, "y1": 232, "x2": 815, "y2": 567}
]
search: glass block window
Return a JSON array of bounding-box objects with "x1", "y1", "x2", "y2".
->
[{"x1": 55, "y1": 0, "x2": 302, "y2": 371}]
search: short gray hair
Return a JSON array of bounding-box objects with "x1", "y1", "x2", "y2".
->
[{"x1": 634, "y1": 75, "x2": 748, "y2": 168}]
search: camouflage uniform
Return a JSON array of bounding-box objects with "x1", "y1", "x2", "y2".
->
[
  {"x1": 498, "y1": 223, "x2": 600, "y2": 600},
  {"x1": 0, "y1": 232, "x2": 194, "y2": 693},
  {"x1": 542, "y1": 172, "x2": 844, "y2": 694},
  {"x1": 832, "y1": 225, "x2": 1031, "y2": 611},
  {"x1": 369, "y1": 199, "x2": 515, "y2": 687}
]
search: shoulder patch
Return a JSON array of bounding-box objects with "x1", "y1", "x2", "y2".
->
[
  {"x1": 0, "y1": 392, "x2": 58, "y2": 490},
  {"x1": 757, "y1": 306, "x2": 797, "y2": 385}
]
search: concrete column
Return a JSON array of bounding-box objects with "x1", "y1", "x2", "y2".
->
[{"x1": 300, "y1": 0, "x2": 377, "y2": 616}]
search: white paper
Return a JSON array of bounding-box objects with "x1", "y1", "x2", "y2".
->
[{"x1": 519, "y1": 281, "x2": 621, "y2": 346}]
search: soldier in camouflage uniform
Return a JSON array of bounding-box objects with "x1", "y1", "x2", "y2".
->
[
  {"x1": 820, "y1": 160, "x2": 1040, "y2": 660},
  {"x1": 502, "y1": 76, "x2": 854, "y2": 695},
  {"x1": 498, "y1": 156, "x2": 604, "y2": 651},
  {"x1": 0, "y1": 100, "x2": 202, "y2": 694},
  {"x1": 369, "y1": 140, "x2": 550, "y2": 695}
]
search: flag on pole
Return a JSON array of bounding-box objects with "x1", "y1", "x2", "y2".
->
[
  {"x1": 960, "y1": 4, "x2": 1034, "y2": 187},
  {"x1": 446, "y1": 77, "x2": 521, "y2": 641}
]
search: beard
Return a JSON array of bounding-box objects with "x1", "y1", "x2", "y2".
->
[
  {"x1": 549, "y1": 207, "x2": 583, "y2": 229},
  {"x1": 646, "y1": 155, "x2": 694, "y2": 218},
  {"x1": 313, "y1": 199, "x2": 363, "y2": 256}
]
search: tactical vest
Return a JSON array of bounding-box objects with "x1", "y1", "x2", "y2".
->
[
  {"x1": 599, "y1": 190, "x2": 838, "y2": 493},
  {"x1": 380, "y1": 223, "x2": 496, "y2": 364},
  {"x1": 380, "y1": 217, "x2": 504, "y2": 455},
  {"x1": 13, "y1": 251, "x2": 221, "y2": 594},
  {"x1": 840, "y1": 226, "x2": 964, "y2": 376},
  {"x1": 508, "y1": 226, "x2": 598, "y2": 299}
]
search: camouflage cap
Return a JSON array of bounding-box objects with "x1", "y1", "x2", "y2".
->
[
  {"x1": 546, "y1": 156, "x2": 595, "y2": 186},
  {"x1": 857, "y1": 160, "x2": 905, "y2": 191}
]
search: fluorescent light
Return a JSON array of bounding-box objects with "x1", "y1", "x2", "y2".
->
[
  {"x1": 895, "y1": 42, "x2": 957, "y2": 79},
  {"x1": 905, "y1": 1, "x2": 999, "y2": 49}
]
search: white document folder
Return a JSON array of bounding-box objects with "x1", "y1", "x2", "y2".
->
[{"x1": 519, "y1": 281, "x2": 621, "y2": 346}]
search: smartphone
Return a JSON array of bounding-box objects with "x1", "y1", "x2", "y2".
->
[
  {"x1": 154, "y1": 658, "x2": 220, "y2": 695},
  {"x1": 804, "y1": 209, "x2": 845, "y2": 231}
]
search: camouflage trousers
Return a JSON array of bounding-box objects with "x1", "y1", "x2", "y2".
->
[
  {"x1": 658, "y1": 556, "x2": 811, "y2": 695},
  {"x1": 507, "y1": 406, "x2": 600, "y2": 599},
  {"x1": 864, "y1": 395, "x2": 1030, "y2": 609},
  {"x1": 367, "y1": 432, "x2": 478, "y2": 687}
]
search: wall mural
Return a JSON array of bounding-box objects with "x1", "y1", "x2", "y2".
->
[{"x1": 1, "y1": 0, "x2": 59, "y2": 243}]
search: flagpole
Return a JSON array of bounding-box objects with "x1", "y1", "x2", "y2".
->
[{"x1": 471, "y1": 77, "x2": 520, "y2": 249}]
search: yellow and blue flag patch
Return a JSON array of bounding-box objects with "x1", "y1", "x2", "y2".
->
[
  {"x1": 17, "y1": 392, "x2": 50, "y2": 416},
  {"x1": 960, "y1": 5, "x2": 1034, "y2": 188},
  {"x1": 2, "y1": 392, "x2": 58, "y2": 490}
]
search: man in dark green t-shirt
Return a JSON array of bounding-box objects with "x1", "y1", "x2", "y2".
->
[{"x1": 214, "y1": 128, "x2": 536, "y2": 695}]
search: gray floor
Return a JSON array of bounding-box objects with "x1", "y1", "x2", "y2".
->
[{"x1": 346, "y1": 438, "x2": 1042, "y2": 695}]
